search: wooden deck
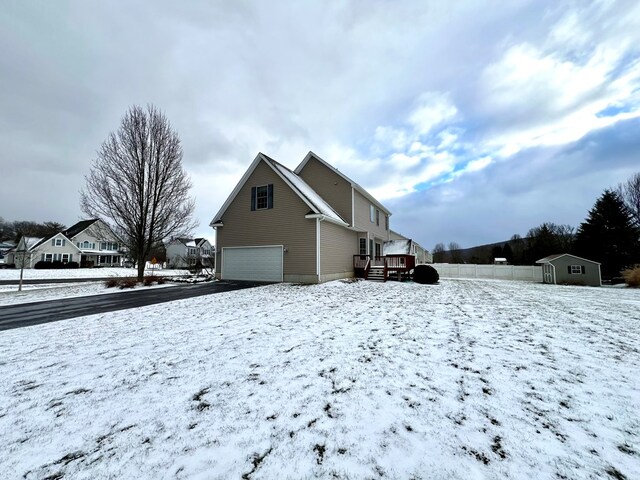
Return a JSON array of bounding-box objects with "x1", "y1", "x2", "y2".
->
[{"x1": 353, "y1": 254, "x2": 415, "y2": 281}]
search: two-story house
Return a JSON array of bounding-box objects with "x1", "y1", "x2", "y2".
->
[
  {"x1": 210, "y1": 151, "x2": 401, "y2": 283},
  {"x1": 7, "y1": 219, "x2": 124, "y2": 268},
  {"x1": 166, "y1": 238, "x2": 214, "y2": 269}
]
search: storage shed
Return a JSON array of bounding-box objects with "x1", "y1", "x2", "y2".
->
[{"x1": 536, "y1": 254, "x2": 601, "y2": 287}]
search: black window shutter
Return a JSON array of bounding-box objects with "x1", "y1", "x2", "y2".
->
[
  {"x1": 567, "y1": 266, "x2": 571, "y2": 274},
  {"x1": 51, "y1": 239, "x2": 55, "y2": 246},
  {"x1": 581, "y1": 266, "x2": 585, "y2": 274},
  {"x1": 251, "y1": 186, "x2": 256, "y2": 211},
  {"x1": 267, "y1": 184, "x2": 274, "y2": 209},
  {"x1": 62, "y1": 239, "x2": 66, "y2": 246}
]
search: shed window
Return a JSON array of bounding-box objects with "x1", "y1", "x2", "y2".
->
[
  {"x1": 251, "y1": 184, "x2": 274, "y2": 211},
  {"x1": 568, "y1": 265, "x2": 585, "y2": 274}
]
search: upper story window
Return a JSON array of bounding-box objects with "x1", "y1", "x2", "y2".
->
[
  {"x1": 385, "y1": 215, "x2": 389, "y2": 231},
  {"x1": 251, "y1": 184, "x2": 273, "y2": 211},
  {"x1": 53, "y1": 238, "x2": 65, "y2": 247},
  {"x1": 376, "y1": 209, "x2": 380, "y2": 226},
  {"x1": 77, "y1": 241, "x2": 96, "y2": 249},
  {"x1": 100, "y1": 241, "x2": 119, "y2": 251},
  {"x1": 188, "y1": 247, "x2": 197, "y2": 256},
  {"x1": 370, "y1": 205, "x2": 375, "y2": 223}
]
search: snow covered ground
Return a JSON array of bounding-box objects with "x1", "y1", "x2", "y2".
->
[
  {"x1": 0, "y1": 267, "x2": 189, "y2": 281},
  {"x1": 0, "y1": 279, "x2": 638, "y2": 479}
]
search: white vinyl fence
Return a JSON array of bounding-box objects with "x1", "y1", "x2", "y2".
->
[{"x1": 433, "y1": 263, "x2": 543, "y2": 282}]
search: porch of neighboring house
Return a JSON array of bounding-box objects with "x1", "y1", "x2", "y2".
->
[
  {"x1": 80, "y1": 253, "x2": 122, "y2": 268},
  {"x1": 353, "y1": 254, "x2": 416, "y2": 282}
]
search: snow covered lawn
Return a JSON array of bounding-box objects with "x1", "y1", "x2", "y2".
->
[
  {"x1": 0, "y1": 279, "x2": 638, "y2": 479},
  {"x1": 0, "y1": 267, "x2": 189, "y2": 281}
]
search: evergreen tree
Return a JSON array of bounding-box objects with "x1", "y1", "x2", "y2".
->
[{"x1": 574, "y1": 190, "x2": 640, "y2": 279}]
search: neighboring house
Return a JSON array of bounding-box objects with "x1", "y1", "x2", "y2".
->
[
  {"x1": 5, "y1": 236, "x2": 46, "y2": 268},
  {"x1": 63, "y1": 219, "x2": 124, "y2": 267},
  {"x1": 0, "y1": 241, "x2": 15, "y2": 265},
  {"x1": 386, "y1": 230, "x2": 432, "y2": 264},
  {"x1": 166, "y1": 238, "x2": 214, "y2": 269},
  {"x1": 536, "y1": 254, "x2": 601, "y2": 287},
  {"x1": 210, "y1": 151, "x2": 425, "y2": 283},
  {"x1": 6, "y1": 219, "x2": 124, "y2": 269}
]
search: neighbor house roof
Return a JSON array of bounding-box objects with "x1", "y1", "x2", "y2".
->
[
  {"x1": 294, "y1": 151, "x2": 391, "y2": 216},
  {"x1": 63, "y1": 219, "x2": 100, "y2": 239},
  {"x1": 210, "y1": 152, "x2": 348, "y2": 227},
  {"x1": 22, "y1": 236, "x2": 45, "y2": 251},
  {"x1": 536, "y1": 253, "x2": 601, "y2": 265}
]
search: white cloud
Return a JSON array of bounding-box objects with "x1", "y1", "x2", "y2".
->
[{"x1": 408, "y1": 92, "x2": 458, "y2": 136}]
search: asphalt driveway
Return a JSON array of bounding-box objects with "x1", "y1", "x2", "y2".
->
[{"x1": 0, "y1": 280, "x2": 265, "y2": 331}]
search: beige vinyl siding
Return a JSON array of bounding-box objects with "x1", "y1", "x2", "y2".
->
[
  {"x1": 549, "y1": 256, "x2": 601, "y2": 286},
  {"x1": 216, "y1": 160, "x2": 316, "y2": 277},
  {"x1": 297, "y1": 157, "x2": 352, "y2": 224},
  {"x1": 320, "y1": 221, "x2": 357, "y2": 277},
  {"x1": 353, "y1": 190, "x2": 389, "y2": 240}
]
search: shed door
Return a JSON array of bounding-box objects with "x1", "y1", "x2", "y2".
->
[{"x1": 221, "y1": 246, "x2": 283, "y2": 282}]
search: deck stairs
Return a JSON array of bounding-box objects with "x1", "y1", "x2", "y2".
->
[{"x1": 367, "y1": 266, "x2": 386, "y2": 282}]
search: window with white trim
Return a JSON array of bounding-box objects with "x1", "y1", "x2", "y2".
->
[
  {"x1": 370, "y1": 205, "x2": 375, "y2": 223},
  {"x1": 359, "y1": 238, "x2": 367, "y2": 255},
  {"x1": 44, "y1": 253, "x2": 53, "y2": 262},
  {"x1": 251, "y1": 184, "x2": 273, "y2": 211},
  {"x1": 54, "y1": 238, "x2": 64, "y2": 247},
  {"x1": 569, "y1": 265, "x2": 585, "y2": 274}
]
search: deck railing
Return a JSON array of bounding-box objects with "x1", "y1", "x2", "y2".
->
[{"x1": 353, "y1": 254, "x2": 415, "y2": 280}]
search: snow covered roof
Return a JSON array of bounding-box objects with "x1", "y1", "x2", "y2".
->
[
  {"x1": 383, "y1": 239, "x2": 412, "y2": 255},
  {"x1": 210, "y1": 152, "x2": 348, "y2": 227},
  {"x1": 536, "y1": 253, "x2": 600, "y2": 265},
  {"x1": 265, "y1": 157, "x2": 346, "y2": 225},
  {"x1": 294, "y1": 151, "x2": 391, "y2": 215},
  {"x1": 23, "y1": 237, "x2": 44, "y2": 251}
]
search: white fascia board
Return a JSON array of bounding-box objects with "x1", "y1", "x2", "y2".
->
[
  {"x1": 211, "y1": 153, "x2": 326, "y2": 228},
  {"x1": 209, "y1": 153, "x2": 265, "y2": 227},
  {"x1": 304, "y1": 214, "x2": 349, "y2": 227}
]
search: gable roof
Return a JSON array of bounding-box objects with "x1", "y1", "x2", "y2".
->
[
  {"x1": 20, "y1": 236, "x2": 45, "y2": 251},
  {"x1": 536, "y1": 253, "x2": 601, "y2": 265},
  {"x1": 210, "y1": 153, "x2": 348, "y2": 227},
  {"x1": 294, "y1": 151, "x2": 391, "y2": 215},
  {"x1": 63, "y1": 219, "x2": 100, "y2": 239}
]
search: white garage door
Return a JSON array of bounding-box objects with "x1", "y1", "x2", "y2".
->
[{"x1": 222, "y1": 246, "x2": 283, "y2": 282}]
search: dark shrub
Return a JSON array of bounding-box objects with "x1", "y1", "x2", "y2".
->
[
  {"x1": 143, "y1": 275, "x2": 156, "y2": 286},
  {"x1": 156, "y1": 276, "x2": 166, "y2": 285},
  {"x1": 34, "y1": 261, "x2": 48, "y2": 269},
  {"x1": 104, "y1": 278, "x2": 119, "y2": 288},
  {"x1": 66, "y1": 261, "x2": 79, "y2": 269},
  {"x1": 413, "y1": 265, "x2": 439, "y2": 284},
  {"x1": 118, "y1": 278, "x2": 137, "y2": 289}
]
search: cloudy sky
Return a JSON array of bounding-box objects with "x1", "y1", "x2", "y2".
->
[{"x1": 2, "y1": 1, "x2": 639, "y2": 249}]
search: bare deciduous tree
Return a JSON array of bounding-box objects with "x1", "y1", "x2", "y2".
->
[
  {"x1": 81, "y1": 105, "x2": 196, "y2": 281},
  {"x1": 617, "y1": 172, "x2": 640, "y2": 227}
]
